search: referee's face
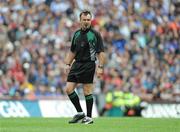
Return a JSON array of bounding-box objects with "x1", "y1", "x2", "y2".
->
[{"x1": 80, "y1": 14, "x2": 91, "y2": 30}]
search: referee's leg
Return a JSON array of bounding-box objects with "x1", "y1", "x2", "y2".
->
[
  {"x1": 65, "y1": 82, "x2": 84, "y2": 123},
  {"x1": 83, "y1": 84, "x2": 94, "y2": 118},
  {"x1": 65, "y1": 82, "x2": 77, "y2": 95}
]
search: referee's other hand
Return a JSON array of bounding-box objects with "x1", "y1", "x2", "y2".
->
[{"x1": 96, "y1": 67, "x2": 103, "y2": 78}]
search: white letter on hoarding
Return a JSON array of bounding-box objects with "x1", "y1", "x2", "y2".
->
[
  {"x1": 0, "y1": 101, "x2": 30, "y2": 117},
  {"x1": 0, "y1": 101, "x2": 11, "y2": 117},
  {"x1": 12, "y1": 101, "x2": 30, "y2": 117}
]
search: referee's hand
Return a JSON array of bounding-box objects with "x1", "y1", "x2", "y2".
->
[
  {"x1": 65, "y1": 64, "x2": 71, "y2": 74},
  {"x1": 96, "y1": 66, "x2": 104, "y2": 78}
]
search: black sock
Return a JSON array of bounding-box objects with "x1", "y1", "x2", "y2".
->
[
  {"x1": 85, "y1": 94, "x2": 93, "y2": 117},
  {"x1": 68, "y1": 91, "x2": 83, "y2": 113}
]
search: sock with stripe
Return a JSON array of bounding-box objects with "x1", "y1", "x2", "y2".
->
[
  {"x1": 68, "y1": 91, "x2": 83, "y2": 112},
  {"x1": 85, "y1": 94, "x2": 93, "y2": 117}
]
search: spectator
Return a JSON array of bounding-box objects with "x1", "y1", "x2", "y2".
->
[{"x1": 0, "y1": 0, "x2": 179, "y2": 104}]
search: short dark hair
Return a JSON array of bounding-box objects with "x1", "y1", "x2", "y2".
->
[{"x1": 79, "y1": 10, "x2": 92, "y2": 19}]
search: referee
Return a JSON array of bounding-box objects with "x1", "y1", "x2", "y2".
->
[{"x1": 64, "y1": 10, "x2": 105, "y2": 124}]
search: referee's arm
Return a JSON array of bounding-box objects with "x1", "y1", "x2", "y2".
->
[
  {"x1": 96, "y1": 52, "x2": 106, "y2": 78},
  {"x1": 65, "y1": 51, "x2": 76, "y2": 65},
  {"x1": 97, "y1": 52, "x2": 106, "y2": 67},
  {"x1": 96, "y1": 31, "x2": 106, "y2": 66},
  {"x1": 65, "y1": 32, "x2": 77, "y2": 65}
]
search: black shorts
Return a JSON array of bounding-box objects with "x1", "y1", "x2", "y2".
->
[{"x1": 67, "y1": 61, "x2": 96, "y2": 83}]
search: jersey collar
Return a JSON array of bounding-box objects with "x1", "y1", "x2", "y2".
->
[{"x1": 81, "y1": 26, "x2": 91, "y2": 33}]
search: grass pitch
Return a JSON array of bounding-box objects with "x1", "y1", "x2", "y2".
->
[{"x1": 0, "y1": 117, "x2": 180, "y2": 132}]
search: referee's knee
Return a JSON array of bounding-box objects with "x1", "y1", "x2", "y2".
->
[{"x1": 65, "y1": 86, "x2": 73, "y2": 95}]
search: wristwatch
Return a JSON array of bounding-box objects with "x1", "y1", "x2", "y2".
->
[{"x1": 98, "y1": 65, "x2": 104, "y2": 69}]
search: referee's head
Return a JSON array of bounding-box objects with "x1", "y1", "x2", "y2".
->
[
  {"x1": 79, "y1": 10, "x2": 92, "y2": 30},
  {"x1": 79, "y1": 10, "x2": 92, "y2": 20}
]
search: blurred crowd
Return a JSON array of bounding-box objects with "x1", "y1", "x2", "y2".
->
[{"x1": 0, "y1": 0, "x2": 179, "y2": 102}]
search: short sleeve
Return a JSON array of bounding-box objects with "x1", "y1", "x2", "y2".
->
[
  {"x1": 70, "y1": 35, "x2": 76, "y2": 52},
  {"x1": 96, "y1": 32, "x2": 104, "y2": 53}
]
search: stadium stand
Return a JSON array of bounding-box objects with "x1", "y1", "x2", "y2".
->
[{"x1": 0, "y1": 0, "x2": 179, "y2": 106}]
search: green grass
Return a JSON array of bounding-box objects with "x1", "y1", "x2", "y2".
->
[{"x1": 0, "y1": 117, "x2": 180, "y2": 132}]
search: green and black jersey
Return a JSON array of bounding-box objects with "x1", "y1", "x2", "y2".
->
[{"x1": 71, "y1": 27, "x2": 104, "y2": 62}]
